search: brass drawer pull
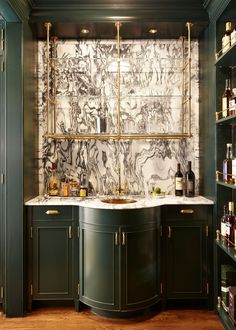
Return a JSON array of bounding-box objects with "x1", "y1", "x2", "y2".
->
[
  {"x1": 45, "y1": 210, "x2": 60, "y2": 215},
  {"x1": 122, "y1": 232, "x2": 126, "y2": 246},
  {"x1": 115, "y1": 232, "x2": 119, "y2": 246},
  {"x1": 180, "y1": 209, "x2": 194, "y2": 214},
  {"x1": 168, "y1": 226, "x2": 171, "y2": 238}
]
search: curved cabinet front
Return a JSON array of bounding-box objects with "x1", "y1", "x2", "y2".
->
[{"x1": 79, "y1": 207, "x2": 161, "y2": 316}]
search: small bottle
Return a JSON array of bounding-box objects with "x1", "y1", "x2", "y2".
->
[
  {"x1": 175, "y1": 163, "x2": 183, "y2": 196},
  {"x1": 223, "y1": 143, "x2": 232, "y2": 184},
  {"x1": 185, "y1": 161, "x2": 195, "y2": 197},
  {"x1": 70, "y1": 178, "x2": 79, "y2": 197},
  {"x1": 222, "y1": 22, "x2": 232, "y2": 54},
  {"x1": 79, "y1": 173, "x2": 88, "y2": 197},
  {"x1": 226, "y1": 201, "x2": 235, "y2": 247},
  {"x1": 221, "y1": 205, "x2": 228, "y2": 242},
  {"x1": 222, "y1": 79, "x2": 233, "y2": 118},
  {"x1": 48, "y1": 163, "x2": 60, "y2": 196}
]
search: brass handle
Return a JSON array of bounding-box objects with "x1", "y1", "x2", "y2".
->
[
  {"x1": 115, "y1": 232, "x2": 119, "y2": 246},
  {"x1": 45, "y1": 210, "x2": 60, "y2": 215},
  {"x1": 168, "y1": 226, "x2": 171, "y2": 238},
  {"x1": 216, "y1": 229, "x2": 220, "y2": 241},
  {"x1": 68, "y1": 226, "x2": 72, "y2": 239},
  {"x1": 122, "y1": 232, "x2": 126, "y2": 246},
  {"x1": 180, "y1": 209, "x2": 194, "y2": 214}
]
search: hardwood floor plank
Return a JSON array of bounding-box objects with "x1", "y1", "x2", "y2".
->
[{"x1": 0, "y1": 307, "x2": 223, "y2": 330}]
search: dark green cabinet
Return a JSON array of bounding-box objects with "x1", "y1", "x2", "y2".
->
[
  {"x1": 162, "y1": 205, "x2": 212, "y2": 303},
  {"x1": 27, "y1": 206, "x2": 78, "y2": 307},
  {"x1": 79, "y1": 206, "x2": 160, "y2": 315}
]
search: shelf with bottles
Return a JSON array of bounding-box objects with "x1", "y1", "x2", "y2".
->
[
  {"x1": 217, "y1": 304, "x2": 236, "y2": 330},
  {"x1": 216, "y1": 236, "x2": 236, "y2": 263}
]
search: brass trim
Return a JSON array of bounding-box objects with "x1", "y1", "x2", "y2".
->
[
  {"x1": 0, "y1": 287, "x2": 3, "y2": 299},
  {"x1": 45, "y1": 209, "x2": 60, "y2": 215},
  {"x1": 115, "y1": 22, "x2": 121, "y2": 137},
  {"x1": 180, "y1": 35, "x2": 185, "y2": 133},
  {"x1": 180, "y1": 209, "x2": 194, "y2": 214},
  {"x1": 30, "y1": 284, "x2": 33, "y2": 296},
  {"x1": 115, "y1": 232, "x2": 119, "y2": 246},
  {"x1": 217, "y1": 296, "x2": 221, "y2": 309},
  {"x1": 206, "y1": 226, "x2": 209, "y2": 237},
  {"x1": 44, "y1": 22, "x2": 52, "y2": 134},
  {"x1": 186, "y1": 22, "x2": 193, "y2": 136}
]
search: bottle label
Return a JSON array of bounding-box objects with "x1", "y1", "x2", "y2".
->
[
  {"x1": 222, "y1": 97, "x2": 228, "y2": 117},
  {"x1": 222, "y1": 35, "x2": 231, "y2": 53},
  {"x1": 226, "y1": 223, "x2": 231, "y2": 236},
  {"x1": 187, "y1": 180, "x2": 194, "y2": 191},
  {"x1": 175, "y1": 177, "x2": 183, "y2": 190},
  {"x1": 80, "y1": 188, "x2": 87, "y2": 197},
  {"x1": 231, "y1": 30, "x2": 236, "y2": 45},
  {"x1": 221, "y1": 222, "x2": 226, "y2": 237}
]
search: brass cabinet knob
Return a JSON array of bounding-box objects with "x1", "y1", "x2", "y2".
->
[
  {"x1": 180, "y1": 209, "x2": 194, "y2": 214},
  {"x1": 45, "y1": 210, "x2": 60, "y2": 215}
]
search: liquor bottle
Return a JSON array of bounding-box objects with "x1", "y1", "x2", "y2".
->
[
  {"x1": 221, "y1": 205, "x2": 228, "y2": 242},
  {"x1": 225, "y1": 201, "x2": 235, "y2": 247},
  {"x1": 223, "y1": 143, "x2": 232, "y2": 184},
  {"x1": 175, "y1": 163, "x2": 183, "y2": 196},
  {"x1": 47, "y1": 163, "x2": 60, "y2": 196},
  {"x1": 229, "y1": 88, "x2": 236, "y2": 116},
  {"x1": 222, "y1": 79, "x2": 233, "y2": 118},
  {"x1": 185, "y1": 161, "x2": 195, "y2": 197},
  {"x1": 222, "y1": 22, "x2": 232, "y2": 54},
  {"x1": 79, "y1": 173, "x2": 88, "y2": 197}
]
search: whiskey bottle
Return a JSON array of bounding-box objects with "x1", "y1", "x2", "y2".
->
[
  {"x1": 221, "y1": 205, "x2": 228, "y2": 242},
  {"x1": 185, "y1": 161, "x2": 195, "y2": 197},
  {"x1": 226, "y1": 201, "x2": 235, "y2": 247},
  {"x1": 79, "y1": 173, "x2": 88, "y2": 197},
  {"x1": 222, "y1": 79, "x2": 233, "y2": 118},
  {"x1": 222, "y1": 22, "x2": 232, "y2": 54},
  {"x1": 223, "y1": 143, "x2": 232, "y2": 184},
  {"x1": 48, "y1": 163, "x2": 60, "y2": 196},
  {"x1": 175, "y1": 163, "x2": 183, "y2": 196}
]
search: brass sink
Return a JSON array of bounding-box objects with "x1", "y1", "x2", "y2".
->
[{"x1": 101, "y1": 198, "x2": 137, "y2": 204}]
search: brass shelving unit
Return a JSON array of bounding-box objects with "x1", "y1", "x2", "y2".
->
[{"x1": 43, "y1": 21, "x2": 193, "y2": 140}]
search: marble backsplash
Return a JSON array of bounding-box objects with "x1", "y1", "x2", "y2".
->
[{"x1": 37, "y1": 38, "x2": 199, "y2": 195}]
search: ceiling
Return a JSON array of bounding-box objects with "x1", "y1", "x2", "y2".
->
[{"x1": 27, "y1": 0, "x2": 209, "y2": 39}]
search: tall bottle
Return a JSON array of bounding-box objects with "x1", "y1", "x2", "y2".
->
[
  {"x1": 225, "y1": 201, "x2": 235, "y2": 247},
  {"x1": 223, "y1": 143, "x2": 232, "y2": 184},
  {"x1": 47, "y1": 163, "x2": 60, "y2": 196},
  {"x1": 222, "y1": 22, "x2": 232, "y2": 54},
  {"x1": 185, "y1": 161, "x2": 195, "y2": 197},
  {"x1": 175, "y1": 163, "x2": 183, "y2": 196},
  {"x1": 221, "y1": 205, "x2": 228, "y2": 242},
  {"x1": 222, "y1": 79, "x2": 233, "y2": 118},
  {"x1": 79, "y1": 173, "x2": 88, "y2": 197}
]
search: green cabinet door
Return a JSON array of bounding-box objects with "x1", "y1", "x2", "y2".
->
[
  {"x1": 79, "y1": 222, "x2": 119, "y2": 310},
  {"x1": 121, "y1": 223, "x2": 160, "y2": 310},
  {"x1": 28, "y1": 206, "x2": 75, "y2": 302},
  {"x1": 163, "y1": 205, "x2": 211, "y2": 301}
]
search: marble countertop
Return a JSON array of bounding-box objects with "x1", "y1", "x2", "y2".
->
[{"x1": 25, "y1": 195, "x2": 214, "y2": 210}]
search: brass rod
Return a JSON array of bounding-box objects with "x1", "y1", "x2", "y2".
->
[
  {"x1": 180, "y1": 36, "x2": 185, "y2": 133},
  {"x1": 44, "y1": 22, "x2": 52, "y2": 134},
  {"x1": 51, "y1": 36, "x2": 58, "y2": 134},
  {"x1": 44, "y1": 133, "x2": 192, "y2": 140},
  {"x1": 186, "y1": 22, "x2": 193, "y2": 136},
  {"x1": 115, "y1": 22, "x2": 121, "y2": 137}
]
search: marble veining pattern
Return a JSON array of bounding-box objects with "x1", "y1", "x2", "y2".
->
[{"x1": 37, "y1": 38, "x2": 199, "y2": 195}]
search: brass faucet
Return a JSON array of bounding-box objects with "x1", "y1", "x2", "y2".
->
[{"x1": 112, "y1": 163, "x2": 129, "y2": 196}]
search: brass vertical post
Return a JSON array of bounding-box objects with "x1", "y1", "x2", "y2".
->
[
  {"x1": 51, "y1": 36, "x2": 58, "y2": 134},
  {"x1": 186, "y1": 22, "x2": 193, "y2": 136},
  {"x1": 115, "y1": 22, "x2": 121, "y2": 137},
  {"x1": 44, "y1": 22, "x2": 52, "y2": 134},
  {"x1": 180, "y1": 36, "x2": 185, "y2": 133}
]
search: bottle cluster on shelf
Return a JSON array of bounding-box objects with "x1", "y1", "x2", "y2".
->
[
  {"x1": 47, "y1": 163, "x2": 89, "y2": 197},
  {"x1": 174, "y1": 161, "x2": 195, "y2": 197},
  {"x1": 220, "y1": 201, "x2": 236, "y2": 247},
  {"x1": 216, "y1": 78, "x2": 236, "y2": 121},
  {"x1": 216, "y1": 143, "x2": 236, "y2": 185},
  {"x1": 217, "y1": 21, "x2": 236, "y2": 59}
]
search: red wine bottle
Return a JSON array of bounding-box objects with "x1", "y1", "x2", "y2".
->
[
  {"x1": 185, "y1": 161, "x2": 195, "y2": 197},
  {"x1": 175, "y1": 163, "x2": 183, "y2": 196}
]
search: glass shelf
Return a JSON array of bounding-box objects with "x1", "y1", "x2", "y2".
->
[
  {"x1": 216, "y1": 239, "x2": 236, "y2": 262},
  {"x1": 215, "y1": 42, "x2": 236, "y2": 67}
]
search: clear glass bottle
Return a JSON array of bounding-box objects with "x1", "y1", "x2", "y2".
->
[
  {"x1": 185, "y1": 161, "x2": 195, "y2": 197},
  {"x1": 221, "y1": 205, "x2": 228, "y2": 242},
  {"x1": 175, "y1": 163, "x2": 183, "y2": 196},
  {"x1": 47, "y1": 163, "x2": 60, "y2": 196},
  {"x1": 223, "y1": 143, "x2": 232, "y2": 184},
  {"x1": 222, "y1": 79, "x2": 233, "y2": 118}
]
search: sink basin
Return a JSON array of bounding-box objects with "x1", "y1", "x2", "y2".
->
[{"x1": 101, "y1": 198, "x2": 137, "y2": 204}]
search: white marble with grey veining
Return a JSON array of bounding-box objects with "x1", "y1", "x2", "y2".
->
[{"x1": 25, "y1": 195, "x2": 214, "y2": 209}]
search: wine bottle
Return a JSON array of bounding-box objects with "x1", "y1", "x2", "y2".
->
[
  {"x1": 185, "y1": 161, "x2": 195, "y2": 197},
  {"x1": 226, "y1": 201, "x2": 235, "y2": 247},
  {"x1": 222, "y1": 22, "x2": 232, "y2": 54},
  {"x1": 175, "y1": 163, "x2": 183, "y2": 196},
  {"x1": 222, "y1": 79, "x2": 233, "y2": 118},
  {"x1": 223, "y1": 143, "x2": 232, "y2": 184},
  {"x1": 221, "y1": 205, "x2": 228, "y2": 242}
]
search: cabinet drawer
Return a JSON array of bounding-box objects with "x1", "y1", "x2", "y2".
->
[
  {"x1": 163, "y1": 205, "x2": 212, "y2": 222},
  {"x1": 31, "y1": 206, "x2": 74, "y2": 221}
]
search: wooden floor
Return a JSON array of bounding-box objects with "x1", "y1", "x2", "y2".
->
[{"x1": 0, "y1": 307, "x2": 223, "y2": 330}]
